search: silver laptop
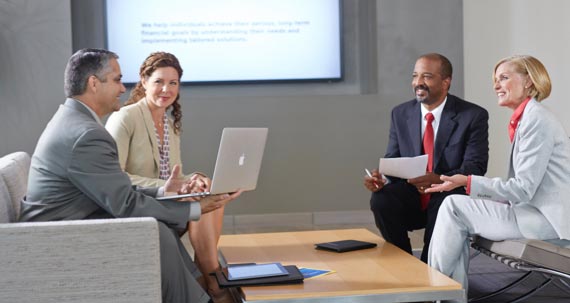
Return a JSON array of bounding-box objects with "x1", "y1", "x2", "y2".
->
[{"x1": 157, "y1": 127, "x2": 268, "y2": 200}]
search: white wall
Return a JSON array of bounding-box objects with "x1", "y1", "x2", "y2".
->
[{"x1": 464, "y1": 0, "x2": 570, "y2": 178}]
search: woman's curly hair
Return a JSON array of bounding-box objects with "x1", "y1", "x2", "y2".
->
[{"x1": 125, "y1": 52, "x2": 183, "y2": 134}]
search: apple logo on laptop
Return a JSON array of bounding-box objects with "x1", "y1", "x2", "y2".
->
[{"x1": 238, "y1": 153, "x2": 246, "y2": 166}]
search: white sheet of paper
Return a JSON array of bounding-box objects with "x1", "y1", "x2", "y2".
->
[{"x1": 379, "y1": 155, "x2": 428, "y2": 179}]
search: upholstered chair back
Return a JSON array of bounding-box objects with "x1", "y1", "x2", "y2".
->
[{"x1": 0, "y1": 152, "x2": 30, "y2": 223}]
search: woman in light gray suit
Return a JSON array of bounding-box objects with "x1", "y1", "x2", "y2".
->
[{"x1": 425, "y1": 55, "x2": 570, "y2": 299}]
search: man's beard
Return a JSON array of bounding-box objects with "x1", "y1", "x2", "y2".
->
[{"x1": 414, "y1": 84, "x2": 430, "y2": 103}]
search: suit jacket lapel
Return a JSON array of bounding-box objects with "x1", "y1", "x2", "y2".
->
[
  {"x1": 508, "y1": 101, "x2": 529, "y2": 179},
  {"x1": 508, "y1": 140, "x2": 516, "y2": 178},
  {"x1": 138, "y1": 100, "x2": 161, "y2": 169},
  {"x1": 408, "y1": 102, "x2": 423, "y2": 156},
  {"x1": 433, "y1": 96, "x2": 458, "y2": 171}
]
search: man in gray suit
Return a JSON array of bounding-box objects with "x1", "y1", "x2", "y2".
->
[{"x1": 20, "y1": 49, "x2": 240, "y2": 303}]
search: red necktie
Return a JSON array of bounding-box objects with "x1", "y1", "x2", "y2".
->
[{"x1": 420, "y1": 113, "x2": 434, "y2": 210}]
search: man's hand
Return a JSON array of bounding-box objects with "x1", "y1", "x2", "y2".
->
[
  {"x1": 364, "y1": 169, "x2": 385, "y2": 192},
  {"x1": 164, "y1": 164, "x2": 187, "y2": 194},
  {"x1": 425, "y1": 174, "x2": 467, "y2": 193},
  {"x1": 407, "y1": 172, "x2": 442, "y2": 194},
  {"x1": 198, "y1": 190, "x2": 243, "y2": 214}
]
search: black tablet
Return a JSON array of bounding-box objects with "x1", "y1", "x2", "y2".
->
[
  {"x1": 226, "y1": 263, "x2": 289, "y2": 281},
  {"x1": 315, "y1": 239, "x2": 377, "y2": 253}
]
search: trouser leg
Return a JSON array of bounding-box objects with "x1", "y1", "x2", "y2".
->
[
  {"x1": 158, "y1": 222, "x2": 210, "y2": 303},
  {"x1": 370, "y1": 182, "x2": 425, "y2": 255},
  {"x1": 421, "y1": 189, "x2": 464, "y2": 262},
  {"x1": 428, "y1": 195, "x2": 523, "y2": 303}
]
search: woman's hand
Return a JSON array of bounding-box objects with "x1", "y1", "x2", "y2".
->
[
  {"x1": 189, "y1": 173, "x2": 211, "y2": 192},
  {"x1": 424, "y1": 174, "x2": 468, "y2": 193},
  {"x1": 163, "y1": 166, "x2": 212, "y2": 202}
]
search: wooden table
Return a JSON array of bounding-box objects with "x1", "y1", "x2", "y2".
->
[{"x1": 218, "y1": 228, "x2": 465, "y2": 303}]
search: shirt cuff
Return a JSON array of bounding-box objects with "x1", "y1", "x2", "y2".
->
[
  {"x1": 189, "y1": 202, "x2": 201, "y2": 221},
  {"x1": 157, "y1": 186, "x2": 165, "y2": 197},
  {"x1": 466, "y1": 175, "x2": 472, "y2": 194}
]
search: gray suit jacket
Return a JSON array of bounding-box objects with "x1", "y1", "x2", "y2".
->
[
  {"x1": 471, "y1": 99, "x2": 570, "y2": 240},
  {"x1": 20, "y1": 98, "x2": 193, "y2": 230}
]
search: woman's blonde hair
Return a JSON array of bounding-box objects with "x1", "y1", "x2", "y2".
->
[{"x1": 493, "y1": 55, "x2": 551, "y2": 102}]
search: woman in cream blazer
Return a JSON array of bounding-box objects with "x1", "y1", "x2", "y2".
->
[
  {"x1": 106, "y1": 52, "x2": 232, "y2": 303},
  {"x1": 425, "y1": 55, "x2": 570, "y2": 301},
  {"x1": 106, "y1": 97, "x2": 191, "y2": 186}
]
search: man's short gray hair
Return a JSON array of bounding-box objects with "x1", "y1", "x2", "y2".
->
[{"x1": 64, "y1": 48, "x2": 118, "y2": 97}]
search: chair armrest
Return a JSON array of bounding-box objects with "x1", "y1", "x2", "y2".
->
[{"x1": 0, "y1": 217, "x2": 161, "y2": 303}]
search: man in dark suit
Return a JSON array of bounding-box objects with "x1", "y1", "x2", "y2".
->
[
  {"x1": 364, "y1": 53, "x2": 489, "y2": 262},
  {"x1": 20, "y1": 49, "x2": 240, "y2": 303}
]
